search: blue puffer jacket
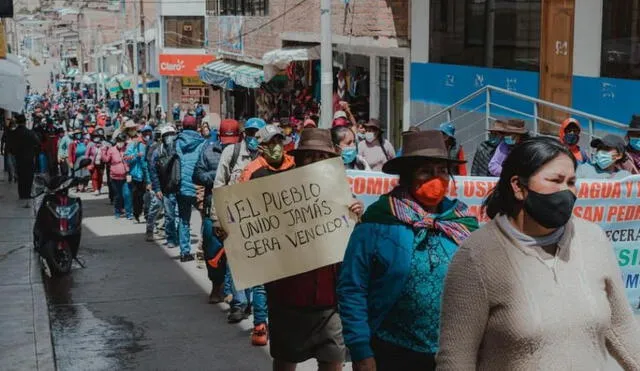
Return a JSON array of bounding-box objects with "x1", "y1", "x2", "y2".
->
[
  {"x1": 175, "y1": 130, "x2": 205, "y2": 196},
  {"x1": 193, "y1": 141, "x2": 222, "y2": 191},
  {"x1": 124, "y1": 140, "x2": 148, "y2": 182},
  {"x1": 337, "y1": 197, "x2": 462, "y2": 362}
]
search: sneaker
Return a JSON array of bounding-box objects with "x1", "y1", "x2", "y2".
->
[
  {"x1": 227, "y1": 307, "x2": 249, "y2": 323},
  {"x1": 145, "y1": 231, "x2": 154, "y2": 242},
  {"x1": 180, "y1": 254, "x2": 194, "y2": 263},
  {"x1": 251, "y1": 324, "x2": 268, "y2": 346}
]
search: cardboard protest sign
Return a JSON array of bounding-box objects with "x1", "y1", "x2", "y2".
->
[
  {"x1": 214, "y1": 157, "x2": 357, "y2": 290},
  {"x1": 346, "y1": 170, "x2": 640, "y2": 313}
]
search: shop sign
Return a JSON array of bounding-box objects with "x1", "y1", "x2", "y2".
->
[
  {"x1": 182, "y1": 76, "x2": 206, "y2": 87},
  {"x1": 218, "y1": 16, "x2": 244, "y2": 56},
  {"x1": 0, "y1": 21, "x2": 6, "y2": 59},
  {"x1": 159, "y1": 54, "x2": 215, "y2": 77}
]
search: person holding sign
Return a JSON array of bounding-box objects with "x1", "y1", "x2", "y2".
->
[
  {"x1": 263, "y1": 128, "x2": 364, "y2": 371},
  {"x1": 338, "y1": 130, "x2": 479, "y2": 371},
  {"x1": 239, "y1": 124, "x2": 296, "y2": 347},
  {"x1": 437, "y1": 137, "x2": 640, "y2": 370},
  {"x1": 211, "y1": 118, "x2": 265, "y2": 320}
]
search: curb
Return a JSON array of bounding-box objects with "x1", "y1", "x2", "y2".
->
[{"x1": 29, "y1": 247, "x2": 56, "y2": 371}]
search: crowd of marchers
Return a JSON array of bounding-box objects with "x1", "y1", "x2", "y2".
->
[{"x1": 3, "y1": 87, "x2": 640, "y2": 371}]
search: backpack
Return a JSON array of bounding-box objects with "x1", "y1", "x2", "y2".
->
[
  {"x1": 156, "y1": 142, "x2": 181, "y2": 194},
  {"x1": 229, "y1": 142, "x2": 241, "y2": 173}
]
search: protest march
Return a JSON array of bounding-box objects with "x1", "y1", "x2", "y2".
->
[{"x1": 9, "y1": 84, "x2": 640, "y2": 370}]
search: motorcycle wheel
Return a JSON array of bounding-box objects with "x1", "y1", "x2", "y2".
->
[{"x1": 44, "y1": 240, "x2": 73, "y2": 276}]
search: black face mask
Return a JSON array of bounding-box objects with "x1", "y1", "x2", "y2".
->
[{"x1": 523, "y1": 189, "x2": 577, "y2": 229}]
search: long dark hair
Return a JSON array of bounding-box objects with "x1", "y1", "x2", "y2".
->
[{"x1": 483, "y1": 136, "x2": 577, "y2": 219}]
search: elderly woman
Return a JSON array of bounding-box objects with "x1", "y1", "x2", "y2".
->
[
  {"x1": 437, "y1": 137, "x2": 640, "y2": 370},
  {"x1": 338, "y1": 130, "x2": 479, "y2": 371}
]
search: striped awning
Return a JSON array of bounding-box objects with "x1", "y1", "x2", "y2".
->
[
  {"x1": 198, "y1": 60, "x2": 264, "y2": 89},
  {"x1": 65, "y1": 68, "x2": 80, "y2": 77}
]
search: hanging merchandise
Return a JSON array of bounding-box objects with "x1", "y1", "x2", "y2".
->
[{"x1": 337, "y1": 69, "x2": 347, "y2": 100}]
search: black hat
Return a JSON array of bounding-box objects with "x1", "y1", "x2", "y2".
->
[
  {"x1": 591, "y1": 134, "x2": 626, "y2": 154},
  {"x1": 382, "y1": 130, "x2": 465, "y2": 175},
  {"x1": 628, "y1": 115, "x2": 640, "y2": 133}
]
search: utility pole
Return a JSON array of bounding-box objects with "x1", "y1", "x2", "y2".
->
[
  {"x1": 319, "y1": 0, "x2": 333, "y2": 129},
  {"x1": 139, "y1": 0, "x2": 147, "y2": 92},
  {"x1": 132, "y1": 0, "x2": 140, "y2": 107},
  {"x1": 77, "y1": 11, "x2": 84, "y2": 74}
]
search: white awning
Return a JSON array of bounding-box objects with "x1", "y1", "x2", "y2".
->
[
  {"x1": 0, "y1": 54, "x2": 27, "y2": 112},
  {"x1": 262, "y1": 46, "x2": 320, "y2": 81}
]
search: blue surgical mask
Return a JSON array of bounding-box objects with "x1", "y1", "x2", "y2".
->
[
  {"x1": 504, "y1": 135, "x2": 516, "y2": 146},
  {"x1": 564, "y1": 133, "x2": 579, "y2": 145},
  {"x1": 356, "y1": 133, "x2": 365, "y2": 141},
  {"x1": 594, "y1": 150, "x2": 615, "y2": 170},
  {"x1": 630, "y1": 138, "x2": 640, "y2": 151},
  {"x1": 341, "y1": 146, "x2": 357, "y2": 164},
  {"x1": 246, "y1": 136, "x2": 259, "y2": 152},
  {"x1": 488, "y1": 135, "x2": 500, "y2": 146}
]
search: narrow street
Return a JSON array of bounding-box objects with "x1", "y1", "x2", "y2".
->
[{"x1": 43, "y1": 190, "x2": 273, "y2": 370}]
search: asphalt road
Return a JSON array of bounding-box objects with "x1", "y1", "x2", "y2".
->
[{"x1": 44, "y1": 192, "x2": 275, "y2": 371}]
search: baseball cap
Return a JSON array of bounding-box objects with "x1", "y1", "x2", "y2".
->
[
  {"x1": 439, "y1": 122, "x2": 456, "y2": 138},
  {"x1": 183, "y1": 115, "x2": 197, "y2": 130},
  {"x1": 333, "y1": 111, "x2": 347, "y2": 120},
  {"x1": 256, "y1": 124, "x2": 284, "y2": 144},
  {"x1": 220, "y1": 119, "x2": 240, "y2": 145},
  {"x1": 591, "y1": 134, "x2": 626, "y2": 154}
]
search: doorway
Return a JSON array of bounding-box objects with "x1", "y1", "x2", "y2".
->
[{"x1": 538, "y1": 0, "x2": 575, "y2": 134}]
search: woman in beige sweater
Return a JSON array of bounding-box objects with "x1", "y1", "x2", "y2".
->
[{"x1": 437, "y1": 137, "x2": 640, "y2": 370}]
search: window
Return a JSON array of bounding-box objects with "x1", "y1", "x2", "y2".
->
[
  {"x1": 182, "y1": 87, "x2": 210, "y2": 105},
  {"x1": 207, "y1": 0, "x2": 269, "y2": 16},
  {"x1": 601, "y1": 1, "x2": 640, "y2": 79},
  {"x1": 164, "y1": 16, "x2": 205, "y2": 49},
  {"x1": 430, "y1": 0, "x2": 541, "y2": 72}
]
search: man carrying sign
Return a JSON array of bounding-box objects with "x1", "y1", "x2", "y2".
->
[
  {"x1": 238, "y1": 124, "x2": 296, "y2": 346},
  {"x1": 264, "y1": 128, "x2": 363, "y2": 371}
]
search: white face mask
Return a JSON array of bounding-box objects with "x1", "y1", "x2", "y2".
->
[{"x1": 364, "y1": 132, "x2": 376, "y2": 143}]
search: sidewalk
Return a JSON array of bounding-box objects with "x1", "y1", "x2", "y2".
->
[{"x1": 0, "y1": 166, "x2": 56, "y2": 371}]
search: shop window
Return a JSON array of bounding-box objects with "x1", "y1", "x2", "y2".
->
[
  {"x1": 207, "y1": 0, "x2": 269, "y2": 16},
  {"x1": 601, "y1": 1, "x2": 640, "y2": 79},
  {"x1": 430, "y1": 0, "x2": 541, "y2": 72},
  {"x1": 182, "y1": 87, "x2": 210, "y2": 106},
  {"x1": 164, "y1": 16, "x2": 205, "y2": 49}
]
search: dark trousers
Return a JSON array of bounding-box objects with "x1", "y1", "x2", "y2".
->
[
  {"x1": 59, "y1": 161, "x2": 69, "y2": 177},
  {"x1": 131, "y1": 180, "x2": 146, "y2": 219},
  {"x1": 371, "y1": 337, "x2": 436, "y2": 371},
  {"x1": 16, "y1": 156, "x2": 35, "y2": 199},
  {"x1": 111, "y1": 179, "x2": 125, "y2": 216}
]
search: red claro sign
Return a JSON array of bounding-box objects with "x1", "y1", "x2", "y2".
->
[{"x1": 159, "y1": 54, "x2": 215, "y2": 77}]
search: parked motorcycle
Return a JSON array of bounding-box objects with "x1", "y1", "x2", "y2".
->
[{"x1": 32, "y1": 158, "x2": 91, "y2": 277}]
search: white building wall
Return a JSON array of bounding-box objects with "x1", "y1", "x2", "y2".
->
[
  {"x1": 410, "y1": 0, "x2": 429, "y2": 64},
  {"x1": 573, "y1": 0, "x2": 602, "y2": 77},
  {"x1": 160, "y1": 0, "x2": 204, "y2": 16}
]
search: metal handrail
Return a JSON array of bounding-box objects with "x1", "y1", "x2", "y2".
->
[{"x1": 413, "y1": 85, "x2": 628, "y2": 139}]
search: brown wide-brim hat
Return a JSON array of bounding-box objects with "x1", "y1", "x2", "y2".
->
[
  {"x1": 290, "y1": 128, "x2": 338, "y2": 156},
  {"x1": 362, "y1": 118, "x2": 384, "y2": 132},
  {"x1": 382, "y1": 130, "x2": 466, "y2": 175},
  {"x1": 490, "y1": 119, "x2": 527, "y2": 134}
]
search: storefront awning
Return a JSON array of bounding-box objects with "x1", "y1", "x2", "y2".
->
[
  {"x1": 65, "y1": 68, "x2": 80, "y2": 77},
  {"x1": 0, "y1": 54, "x2": 27, "y2": 112},
  {"x1": 199, "y1": 60, "x2": 265, "y2": 89},
  {"x1": 137, "y1": 79, "x2": 160, "y2": 93},
  {"x1": 262, "y1": 46, "x2": 320, "y2": 81}
]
